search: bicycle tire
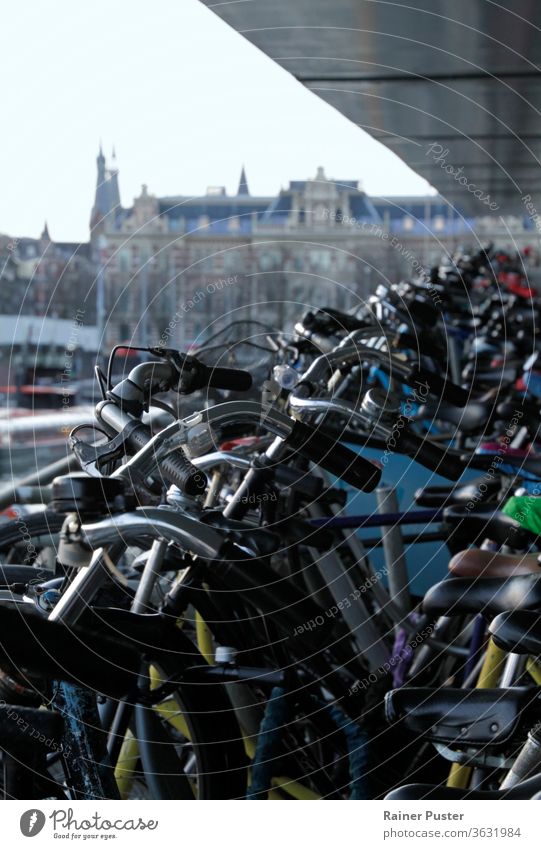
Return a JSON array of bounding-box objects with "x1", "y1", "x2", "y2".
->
[
  {"x1": 0, "y1": 512, "x2": 248, "y2": 800},
  {"x1": 0, "y1": 511, "x2": 63, "y2": 554}
]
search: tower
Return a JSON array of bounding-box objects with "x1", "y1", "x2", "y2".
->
[
  {"x1": 237, "y1": 165, "x2": 250, "y2": 196},
  {"x1": 90, "y1": 144, "x2": 121, "y2": 233}
]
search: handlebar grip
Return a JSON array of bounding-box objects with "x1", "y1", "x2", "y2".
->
[
  {"x1": 406, "y1": 365, "x2": 470, "y2": 408},
  {"x1": 200, "y1": 365, "x2": 253, "y2": 392},
  {"x1": 161, "y1": 451, "x2": 208, "y2": 496},
  {"x1": 126, "y1": 423, "x2": 207, "y2": 496},
  {"x1": 286, "y1": 421, "x2": 381, "y2": 492},
  {"x1": 397, "y1": 428, "x2": 463, "y2": 481}
]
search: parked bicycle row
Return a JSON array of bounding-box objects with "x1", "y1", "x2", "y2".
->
[{"x1": 2, "y1": 244, "x2": 541, "y2": 799}]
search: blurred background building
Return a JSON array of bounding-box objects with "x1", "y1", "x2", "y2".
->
[
  {"x1": 1, "y1": 146, "x2": 539, "y2": 365},
  {"x1": 87, "y1": 148, "x2": 541, "y2": 348}
]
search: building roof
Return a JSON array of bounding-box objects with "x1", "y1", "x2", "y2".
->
[
  {"x1": 371, "y1": 197, "x2": 462, "y2": 221},
  {"x1": 261, "y1": 192, "x2": 293, "y2": 222},
  {"x1": 289, "y1": 179, "x2": 359, "y2": 191}
]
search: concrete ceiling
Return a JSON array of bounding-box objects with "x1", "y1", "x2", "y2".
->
[{"x1": 200, "y1": 0, "x2": 541, "y2": 215}]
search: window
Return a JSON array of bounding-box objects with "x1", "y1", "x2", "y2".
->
[
  {"x1": 433, "y1": 215, "x2": 445, "y2": 231},
  {"x1": 258, "y1": 249, "x2": 282, "y2": 271},
  {"x1": 309, "y1": 249, "x2": 331, "y2": 270},
  {"x1": 119, "y1": 251, "x2": 129, "y2": 272},
  {"x1": 224, "y1": 249, "x2": 239, "y2": 272}
]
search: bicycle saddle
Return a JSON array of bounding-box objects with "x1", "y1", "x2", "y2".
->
[
  {"x1": 449, "y1": 549, "x2": 541, "y2": 578},
  {"x1": 423, "y1": 574, "x2": 541, "y2": 617},
  {"x1": 419, "y1": 400, "x2": 493, "y2": 434},
  {"x1": 490, "y1": 610, "x2": 541, "y2": 656},
  {"x1": 414, "y1": 476, "x2": 501, "y2": 509},
  {"x1": 466, "y1": 451, "x2": 541, "y2": 480},
  {"x1": 443, "y1": 504, "x2": 537, "y2": 548},
  {"x1": 467, "y1": 368, "x2": 518, "y2": 386},
  {"x1": 386, "y1": 771, "x2": 541, "y2": 800},
  {"x1": 385, "y1": 686, "x2": 538, "y2": 748}
]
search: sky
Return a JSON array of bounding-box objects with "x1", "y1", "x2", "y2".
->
[{"x1": 1, "y1": 0, "x2": 433, "y2": 242}]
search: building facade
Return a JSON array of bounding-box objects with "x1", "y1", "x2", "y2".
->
[
  {"x1": 89, "y1": 152, "x2": 540, "y2": 349},
  {"x1": 2, "y1": 148, "x2": 540, "y2": 358}
]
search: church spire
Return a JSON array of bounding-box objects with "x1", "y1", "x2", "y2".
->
[
  {"x1": 109, "y1": 145, "x2": 120, "y2": 209},
  {"x1": 237, "y1": 165, "x2": 250, "y2": 196},
  {"x1": 40, "y1": 221, "x2": 51, "y2": 243},
  {"x1": 97, "y1": 143, "x2": 105, "y2": 176},
  {"x1": 94, "y1": 143, "x2": 107, "y2": 204}
]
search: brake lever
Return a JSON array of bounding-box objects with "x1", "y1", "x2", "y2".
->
[{"x1": 69, "y1": 429, "x2": 129, "y2": 477}]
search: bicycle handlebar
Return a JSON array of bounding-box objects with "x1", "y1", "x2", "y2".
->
[
  {"x1": 285, "y1": 420, "x2": 381, "y2": 492},
  {"x1": 288, "y1": 387, "x2": 464, "y2": 481},
  {"x1": 109, "y1": 351, "x2": 252, "y2": 413},
  {"x1": 125, "y1": 421, "x2": 207, "y2": 496},
  {"x1": 395, "y1": 428, "x2": 464, "y2": 481},
  {"x1": 97, "y1": 401, "x2": 208, "y2": 496},
  {"x1": 294, "y1": 336, "x2": 470, "y2": 409},
  {"x1": 191, "y1": 363, "x2": 253, "y2": 392},
  {"x1": 406, "y1": 365, "x2": 470, "y2": 408}
]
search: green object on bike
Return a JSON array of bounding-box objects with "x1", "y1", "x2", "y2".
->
[{"x1": 503, "y1": 495, "x2": 541, "y2": 535}]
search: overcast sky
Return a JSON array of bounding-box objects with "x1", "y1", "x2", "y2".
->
[{"x1": 1, "y1": 0, "x2": 433, "y2": 242}]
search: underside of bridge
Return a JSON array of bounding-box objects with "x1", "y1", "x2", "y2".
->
[{"x1": 200, "y1": 0, "x2": 541, "y2": 215}]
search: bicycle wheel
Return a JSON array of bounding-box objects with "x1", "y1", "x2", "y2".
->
[
  {"x1": 123, "y1": 659, "x2": 247, "y2": 800},
  {"x1": 0, "y1": 510, "x2": 63, "y2": 565},
  {"x1": 0, "y1": 516, "x2": 248, "y2": 800}
]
